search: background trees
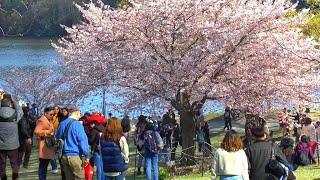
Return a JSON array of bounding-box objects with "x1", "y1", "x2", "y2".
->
[
  {"x1": 0, "y1": 0, "x2": 127, "y2": 37},
  {"x1": 0, "y1": 67, "x2": 64, "y2": 111}
]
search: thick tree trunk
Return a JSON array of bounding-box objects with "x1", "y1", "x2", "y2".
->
[{"x1": 179, "y1": 108, "x2": 196, "y2": 165}]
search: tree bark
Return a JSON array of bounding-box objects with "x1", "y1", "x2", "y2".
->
[
  {"x1": 179, "y1": 107, "x2": 196, "y2": 165},
  {"x1": 175, "y1": 90, "x2": 196, "y2": 165}
]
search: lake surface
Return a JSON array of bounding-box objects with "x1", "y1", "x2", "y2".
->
[
  {"x1": 0, "y1": 38, "x2": 59, "y2": 67},
  {"x1": 0, "y1": 38, "x2": 223, "y2": 117},
  {"x1": 0, "y1": 38, "x2": 113, "y2": 115}
]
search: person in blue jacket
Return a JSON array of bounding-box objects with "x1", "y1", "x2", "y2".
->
[{"x1": 55, "y1": 106, "x2": 90, "y2": 180}]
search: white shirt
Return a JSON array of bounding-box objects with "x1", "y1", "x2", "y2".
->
[{"x1": 212, "y1": 148, "x2": 249, "y2": 180}]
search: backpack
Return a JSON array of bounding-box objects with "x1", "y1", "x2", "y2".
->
[
  {"x1": 265, "y1": 143, "x2": 287, "y2": 178},
  {"x1": 55, "y1": 120, "x2": 75, "y2": 160},
  {"x1": 296, "y1": 151, "x2": 310, "y2": 166},
  {"x1": 144, "y1": 131, "x2": 160, "y2": 153}
]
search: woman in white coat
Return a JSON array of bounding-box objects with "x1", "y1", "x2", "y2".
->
[{"x1": 212, "y1": 130, "x2": 249, "y2": 180}]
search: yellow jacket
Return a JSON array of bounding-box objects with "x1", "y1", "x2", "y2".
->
[{"x1": 52, "y1": 115, "x2": 59, "y2": 132}]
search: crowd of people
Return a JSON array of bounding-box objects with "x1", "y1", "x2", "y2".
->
[
  {"x1": 1, "y1": 89, "x2": 319, "y2": 180},
  {"x1": 0, "y1": 91, "x2": 188, "y2": 180},
  {"x1": 211, "y1": 106, "x2": 320, "y2": 180}
]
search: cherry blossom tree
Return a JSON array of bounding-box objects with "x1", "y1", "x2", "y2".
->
[
  {"x1": 0, "y1": 67, "x2": 64, "y2": 111},
  {"x1": 54, "y1": 0, "x2": 320, "y2": 162}
]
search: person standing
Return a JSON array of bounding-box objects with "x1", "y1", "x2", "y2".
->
[
  {"x1": 34, "y1": 107, "x2": 56, "y2": 180},
  {"x1": 171, "y1": 119, "x2": 181, "y2": 161},
  {"x1": 135, "y1": 115, "x2": 147, "y2": 175},
  {"x1": 212, "y1": 130, "x2": 249, "y2": 180},
  {"x1": 0, "y1": 94, "x2": 23, "y2": 180},
  {"x1": 18, "y1": 106, "x2": 33, "y2": 169},
  {"x1": 144, "y1": 120, "x2": 163, "y2": 180},
  {"x1": 50, "y1": 106, "x2": 60, "y2": 174},
  {"x1": 29, "y1": 103, "x2": 38, "y2": 136},
  {"x1": 55, "y1": 107, "x2": 90, "y2": 180},
  {"x1": 84, "y1": 113, "x2": 106, "y2": 180},
  {"x1": 101, "y1": 117, "x2": 129, "y2": 180},
  {"x1": 246, "y1": 127, "x2": 289, "y2": 180},
  {"x1": 121, "y1": 115, "x2": 131, "y2": 140},
  {"x1": 59, "y1": 107, "x2": 69, "y2": 122},
  {"x1": 223, "y1": 106, "x2": 232, "y2": 130}
]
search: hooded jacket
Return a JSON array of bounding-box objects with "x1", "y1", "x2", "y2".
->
[{"x1": 0, "y1": 100, "x2": 23, "y2": 150}]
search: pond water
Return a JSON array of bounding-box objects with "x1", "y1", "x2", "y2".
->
[
  {"x1": 0, "y1": 38, "x2": 223, "y2": 117},
  {"x1": 0, "y1": 38, "x2": 59, "y2": 67}
]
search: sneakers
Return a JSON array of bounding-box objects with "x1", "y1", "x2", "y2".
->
[{"x1": 51, "y1": 169, "x2": 59, "y2": 174}]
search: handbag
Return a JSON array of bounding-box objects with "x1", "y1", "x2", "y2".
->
[
  {"x1": 45, "y1": 136, "x2": 56, "y2": 148},
  {"x1": 265, "y1": 143, "x2": 287, "y2": 178}
]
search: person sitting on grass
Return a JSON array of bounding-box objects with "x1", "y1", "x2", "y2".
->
[{"x1": 293, "y1": 135, "x2": 316, "y2": 166}]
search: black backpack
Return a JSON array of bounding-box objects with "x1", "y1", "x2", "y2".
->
[{"x1": 265, "y1": 143, "x2": 287, "y2": 178}]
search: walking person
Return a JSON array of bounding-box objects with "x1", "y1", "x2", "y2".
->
[
  {"x1": 0, "y1": 94, "x2": 23, "y2": 180},
  {"x1": 55, "y1": 106, "x2": 90, "y2": 180},
  {"x1": 101, "y1": 117, "x2": 129, "y2": 180},
  {"x1": 223, "y1": 106, "x2": 232, "y2": 130},
  {"x1": 18, "y1": 106, "x2": 33, "y2": 169},
  {"x1": 144, "y1": 120, "x2": 163, "y2": 180},
  {"x1": 34, "y1": 107, "x2": 56, "y2": 180},
  {"x1": 212, "y1": 130, "x2": 249, "y2": 180}
]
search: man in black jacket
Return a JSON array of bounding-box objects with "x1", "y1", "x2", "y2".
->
[{"x1": 246, "y1": 127, "x2": 288, "y2": 180}]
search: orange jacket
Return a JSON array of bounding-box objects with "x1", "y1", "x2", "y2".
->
[{"x1": 34, "y1": 115, "x2": 55, "y2": 160}]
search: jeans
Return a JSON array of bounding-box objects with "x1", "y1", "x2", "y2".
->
[
  {"x1": 38, "y1": 158, "x2": 51, "y2": 180},
  {"x1": 145, "y1": 153, "x2": 159, "y2": 180},
  {"x1": 94, "y1": 152, "x2": 104, "y2": 180},
  {"x1": 220, "y1": 175, "x2": 243, "y2": 180},
  {"x1": 50, "y1": 159, "x2": 58, "y2": 170},
  {"x1": 105, "y1": 172, "x2": 125, "y2": 180},
  {"x1": 0, "y1": 149, "x2": 19, "y2": 180}
]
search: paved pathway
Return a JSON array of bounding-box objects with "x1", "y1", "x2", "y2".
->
[{"x1": 208, "y1": 118, "x2": 280, "y2": 134}]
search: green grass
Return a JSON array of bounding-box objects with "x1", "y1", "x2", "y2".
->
[
  {"x1": 204, "y1": 112, "x2": 223, "y2": 122},
  {"x1": 295, "y1": 165, "x2": 320, "y2": 180}
]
